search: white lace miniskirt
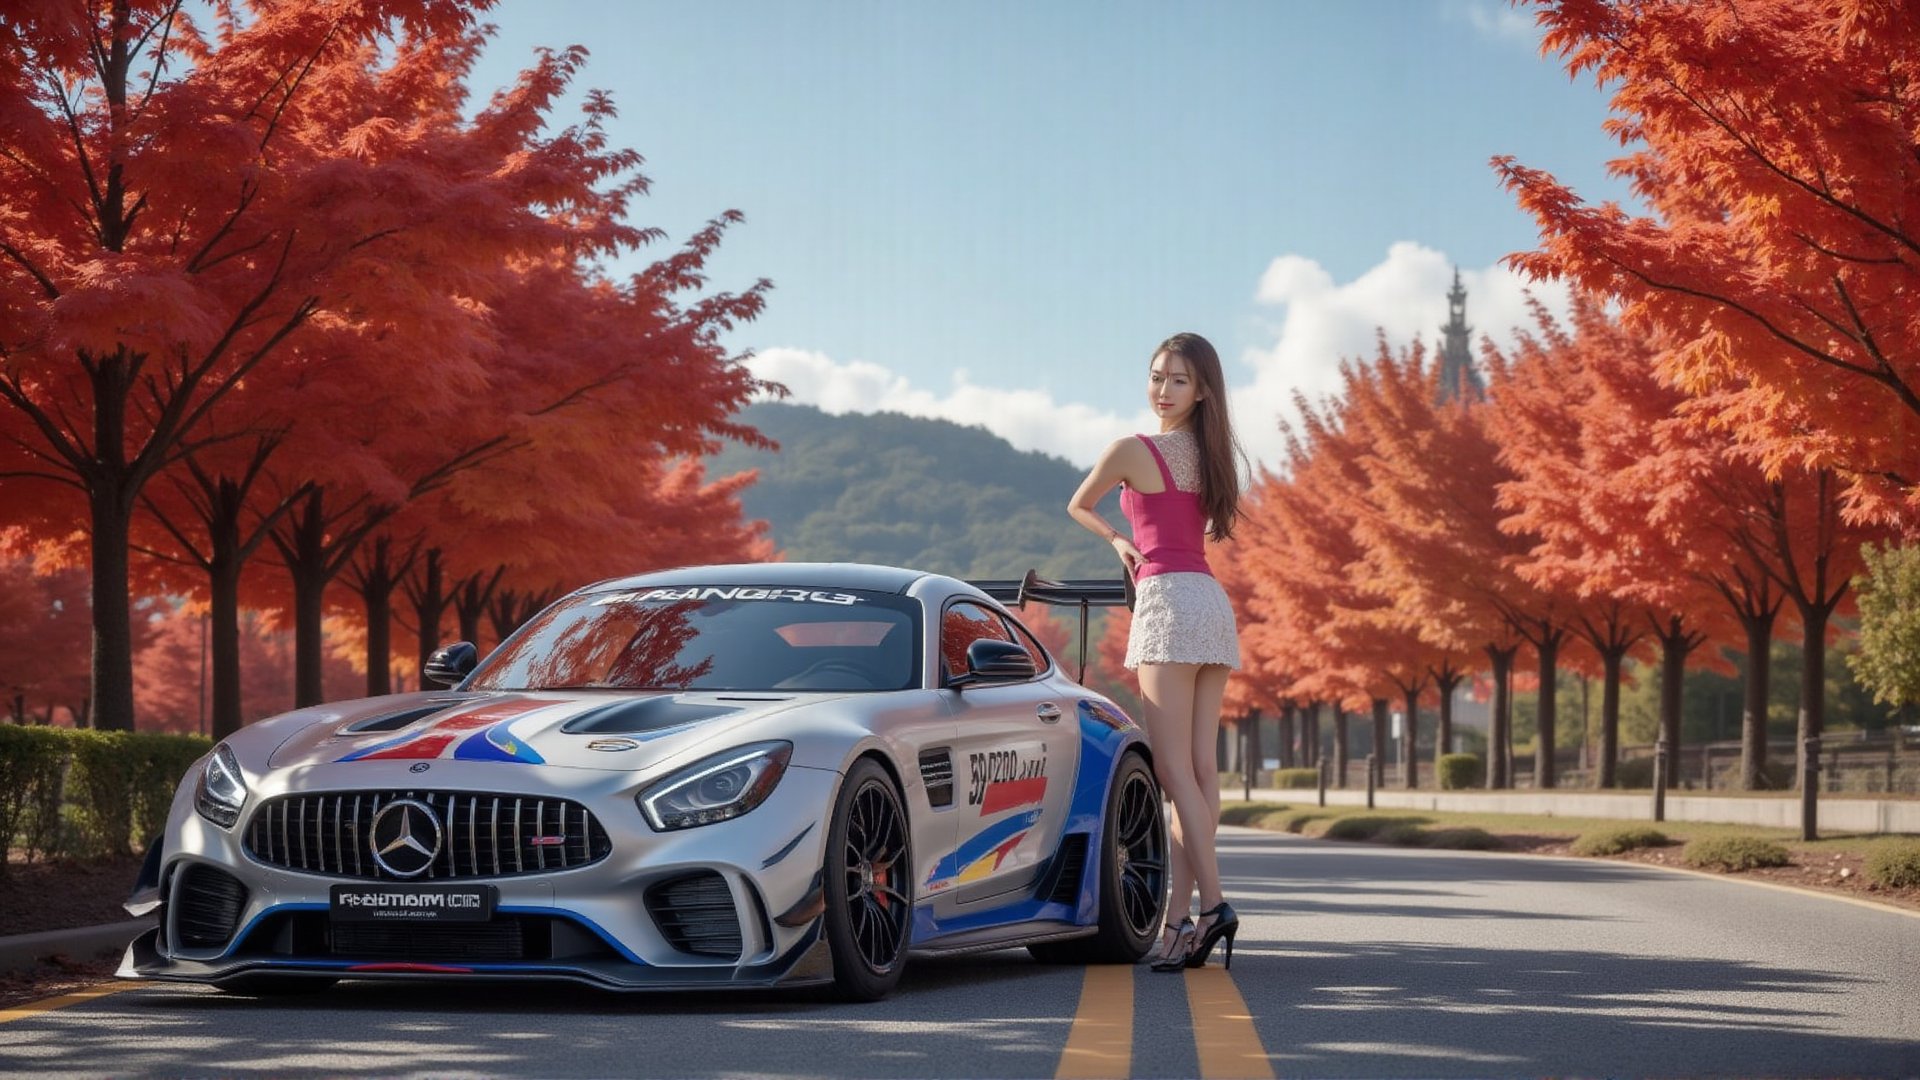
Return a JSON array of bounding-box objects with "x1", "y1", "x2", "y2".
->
[{"x1": 1124, "y1": 572, "x2": 1241, "y2": 670}]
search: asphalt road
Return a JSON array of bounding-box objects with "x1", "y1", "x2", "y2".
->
[{"x1": 3, "y1": 826, "x2": 1916, "y2": 1078}]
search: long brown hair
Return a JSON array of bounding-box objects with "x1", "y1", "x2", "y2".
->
[{"x1": 1155, "y1": 332, "x2": 1245, "y2": 541}]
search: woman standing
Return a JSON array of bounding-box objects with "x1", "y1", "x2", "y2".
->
[{"x1": 1067, "y1": 332, "x2": 1245, "y2": 971}]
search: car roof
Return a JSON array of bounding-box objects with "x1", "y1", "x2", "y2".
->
[{"x1": 582, "y1": 562, "x2": 930, "y2": 596}]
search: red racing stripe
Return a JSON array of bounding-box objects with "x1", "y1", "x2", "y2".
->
[{"x1": 980, "y1": 776, "x2": 1047, "y2": 814}]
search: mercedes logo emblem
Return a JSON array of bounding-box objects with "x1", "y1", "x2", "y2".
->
[
  {"x1": 409, "y1": 762, "x2": 431, "y2": 773},
  {"x1": 369, "y1": 798, "x2": 443, "y2": 878}
]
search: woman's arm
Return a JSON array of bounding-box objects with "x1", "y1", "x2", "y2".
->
[{"x1": 1069, "y1": 437, "x2": 1148, "y2": 576}]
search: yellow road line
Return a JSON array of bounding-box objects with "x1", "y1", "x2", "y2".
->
[
  {"x1": 1055, "y1": 963, "x2": 1133, "y2": 1079},
  {"x1": 0, "y1": 982, "x2": 135, "y2": 1024},
  {"x1": 1186, "y1": 967, "x2": 1275, "y2": 1080}
]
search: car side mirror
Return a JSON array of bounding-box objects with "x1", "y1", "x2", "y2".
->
[
  {"x1": 423, "y1": 641, "x2": 479, "y2": 687},
  {"x1": 951, "y1": 639, "x2": 1036, "y2": 689}
]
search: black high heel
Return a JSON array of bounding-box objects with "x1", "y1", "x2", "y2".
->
[
  {"x1": 1148, "y1": 916, "x2": 1193, "y2": 967},
  {"x1": 1183, "y1": 901, "x2": 1239, "y2": 970},
  {"x1": 1149, "y1": 914, "x2": 1197, "y2": 972}
]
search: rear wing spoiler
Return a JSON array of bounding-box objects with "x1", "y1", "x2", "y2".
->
[{"x1": 968, "y1": 569, "x2": 1133, "y2": 683}]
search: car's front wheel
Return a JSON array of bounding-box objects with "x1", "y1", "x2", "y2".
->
[
  {"x1": 823, "y1": 757, "x2": 913, "y2": 1001},
  {"x1": 1029, "y1": 750, "x2": 1165, "y2": 963}
]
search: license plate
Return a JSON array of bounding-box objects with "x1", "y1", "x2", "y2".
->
[{"x1": 329, "y1": 883, "x2": 496, "y2": 923}]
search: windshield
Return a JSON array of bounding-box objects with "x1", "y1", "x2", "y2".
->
[{"x1": 465, "y1": 586, "x2": 922, "y2": 693}]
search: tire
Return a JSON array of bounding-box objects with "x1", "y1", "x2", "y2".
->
[
  {"x1": 1029, "y1": 751, "x2": 1165, "y2": 964},
  {"x1": 823, "y1": 757, "x2": 913, "y2": 1002}
]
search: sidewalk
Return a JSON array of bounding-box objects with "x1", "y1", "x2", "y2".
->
[
  {"x1": 0, "y1": 919, "x2": 149, "y2": 975},
  {"x1": 1240, "y1": 785, "x2": 1920, "y2": 834}
]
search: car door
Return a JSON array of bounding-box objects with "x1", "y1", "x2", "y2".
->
[{"x1": 933, "y1": 600, "x2": 1081, "y2": 907}]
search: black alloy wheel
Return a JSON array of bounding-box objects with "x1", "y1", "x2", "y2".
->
[
  {"x1": 823, "y1": 757, "x2": 913, "y2": 1001},
  {"x1": 1030, "y1": 750, "x2": 1165, "y2": 963}
]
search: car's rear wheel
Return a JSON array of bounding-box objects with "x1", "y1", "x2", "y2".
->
[
  {"x1": 1029, "y1": 750, "x2": 1164, "y2": 963},
  {"x1": 823, "y1": 757, "x2": 913, "y2": 1001}
]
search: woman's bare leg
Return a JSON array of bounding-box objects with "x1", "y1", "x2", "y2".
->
[
  {"x1": 1191, "y1": 664, "x2": 1230, "y2": 910},
  {"x1": 1138, "y1": 662, "x2": 1222, "y2": 917}
]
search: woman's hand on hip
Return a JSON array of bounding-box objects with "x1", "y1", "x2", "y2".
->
[{"x1": 1111, "y1": 535, "x2": 1145, "y2": 577}]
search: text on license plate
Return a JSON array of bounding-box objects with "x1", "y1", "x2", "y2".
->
[{"x1": 329, "y1": 884, "x2": 496, "y2": 923}]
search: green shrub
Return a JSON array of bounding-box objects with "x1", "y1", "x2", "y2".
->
[
  {"x1": 1377, "y1": 822, "x2": 1426, "y2": 846},
  {"x1": 1422, "y1": 827, "x2": 1500, "y2": 850},
  {"x1": 1863, "y1": 839, "x2": 1920, "y2": 890},
  {"x1": 1614, "y1": 757, "x2": 1654, "y2": 789},
  {"x1": 1219, "y1": 803, "x2": 1283, "y2": 826},
  {"x1": 1571, "y1": 826, "x2": 1670, "y2": 857},
  {"x1": 1272, "y1": 767, "x2": 1320, "y2": 790},
  {"x1": 1437, "y1": 753, "x2": 1483, "y2": 790},
  {"x1": 1324, "y1": 815, "x2": 1430, "y2": 842},
  {"x1": 2, "y1": 727, "x2": 210, "y2": 859},
  {"x1": 0, "y1": 725, "x2": 70, "y2": 866},
  {"x1": 1682, "y1": 835, "x2": 1791, "y2": 872}
]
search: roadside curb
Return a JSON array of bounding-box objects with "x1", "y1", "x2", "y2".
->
[
  {"x1": 1222, "y1": 823, "x2": 1920, "y2": 920},
  {"x1": 0, "y1": 920, "x2": 151, "y2": 974}
]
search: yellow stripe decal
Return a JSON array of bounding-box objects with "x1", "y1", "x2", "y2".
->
[
  {"x1": 1055, "y1": 963, "x2": 1133, "y2": 1078},
  {"x1": 1187, "y1": 967, "x2": 1274, "y2": 1079},
  {"x1": 0, "y1": 983, "x2": 135, "y2": 1025}
]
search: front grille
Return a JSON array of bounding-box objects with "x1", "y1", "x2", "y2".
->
[
  {"x1": 646, "y1": 872, "x2": 741, "y2": 957},
  {"x1": 176, "y1": 864, "x2": 248, "y2": 948},
  {"x1": 330, "y1": 920, "x2": 525, "y2": 962},
  {"x1": 243, "y1": 790, "x2": 612, "y2": 880}
]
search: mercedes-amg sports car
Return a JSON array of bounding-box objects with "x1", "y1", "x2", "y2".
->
[{"x1": 121, "y1": 563, "x2": 1168, "y2": 1000}]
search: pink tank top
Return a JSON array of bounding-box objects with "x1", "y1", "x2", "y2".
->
[{"x1": 1119, "y1": 434, "x2": 1212, "y2": 581}]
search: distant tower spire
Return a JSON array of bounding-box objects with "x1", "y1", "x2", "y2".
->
[{"x1": 1437, "y1": 269, "x2": 1485, "y2": 402}]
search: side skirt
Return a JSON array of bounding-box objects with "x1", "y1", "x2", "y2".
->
[{"x1": 909, "y1": 923, "x2": 1094, "y2": 959}]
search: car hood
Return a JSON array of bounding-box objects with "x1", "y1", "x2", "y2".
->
[{"x1": 266, "y1": 690, "x2": 821, "y2": 773}]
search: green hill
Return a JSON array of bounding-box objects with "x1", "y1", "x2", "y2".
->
[{"x1": 707, "y1": 402, "x2": 1125, "y2": 580}]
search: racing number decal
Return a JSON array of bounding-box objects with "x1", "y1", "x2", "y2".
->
[{"x1": 967, "y1": 750, "x2": 1047, "y2": 813}]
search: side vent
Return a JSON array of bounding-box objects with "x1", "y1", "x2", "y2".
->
[
  {"x1": 1040, "y1": 834, "x2": 1090, "y2": 904},
  {"x1": 919, "y1": 749, "x2": 954, "y2": 808},
  {"x1": 175, "y1": 864, "x2": 249, "y2": 949},
  {"x1": 646, "y1": 872, "x2": 742, "y2": 958}
]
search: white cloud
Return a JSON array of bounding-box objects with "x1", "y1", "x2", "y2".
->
[
  {"x1": 1443, "y1": 0, "x2": 1542, "y2": 44},
  {"x1": 1232, "y1": 241, "x2": 1570, "y2": 467},
  {"x1": 745, "y1": 347, "x2": 1152, "y2": 468},
  {"x1": 749, "y1": 242, "x2": 1569, "y2": 473}
]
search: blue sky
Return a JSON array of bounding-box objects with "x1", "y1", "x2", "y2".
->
[{"x1": 467, "y1": 1, "x2": 1634, "y2": 466}]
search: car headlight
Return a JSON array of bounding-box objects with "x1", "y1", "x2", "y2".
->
[
  {"x1": 194, "y1": 744, "x2": 248, "y2": 828},
  {"x1": 638, "y1": 741, "x2": 791, "y2": 831}
]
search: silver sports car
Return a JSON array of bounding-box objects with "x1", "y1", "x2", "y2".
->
[{"x1": 121, "y1": 563, "x2": 1168, "y2": 1000}]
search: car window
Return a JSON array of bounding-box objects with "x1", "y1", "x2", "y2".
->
[
  {"x1": 997, "y1": 613, "x2": 1052, "y2": 673},
  {"x1": 466, "y1": 586, "x2": 920, "y2": 693},
  {"x1": 940, "y1": 601, "x2": 1014, "y2": 682}
]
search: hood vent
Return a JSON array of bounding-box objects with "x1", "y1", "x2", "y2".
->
[
  {"x1": 919, "y1": 749, "x2": 954, "y2": 808},
  {"x1": 343, "y1": 699, "x2": 464, "y2": 733},
  {"x1": 561, "y1": 697, "x2": 737, "y2": 735}
]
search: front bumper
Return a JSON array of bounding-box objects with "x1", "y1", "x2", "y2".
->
[{"x1": 120, "y1": 759, "x2": 842, "y2": 990}]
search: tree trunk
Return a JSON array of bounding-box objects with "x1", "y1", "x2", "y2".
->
[
  {"x1": 284, "y1": 491, "x2": 333, "y2": 708},
  {"x1": 1436, "y1": 673, "x2": 1461, "y2": 758},
  {"x1": 1598, "y1": 649, "x2": 1622, "y2": 789},
  {"x1": 1660, "y1": 631, "x2": 1687, "y2": 763},
  {"x1": 411, "y1": 548, "x2": 448, "y2": 675},
  {"x1": 1402, "y1": 684, "x2": 1421, "y2": 788},
  {"x1": 1278, "y1": 703, "x2": 1295, "y2": 769},
  {"x1": 1303, "y1": 702, "x2": 1320, "y2": 767},
  {"x1": 1246, "y1": 709, "x2": 1263, "y2": 784},
  {"x1": 87, "y1": 482, "x2": 137, "y2": 732},
  {"x1": 1485, "y1": 646, "x2": 1515, "y2": 788},
  {"x1": 1333, "y1": 707, "x2": 1349, "y2": 787},
  {"x1": 208, "y1": 551, "x2": 243, "y2": 740},
  {"x1": 1740, "y1": 608, "x2": 1777, "y2": 789},
  {"x1": 355, "y1": 537, "x2": 399, "y2": 698},
  {"x1": 1796, "y1": 603, "x2": 1830, "y2": 788},
  {"x1": 1370, "y1": 697, "x2": 1389, "y2": 784},
  {"x1": 1536, "y1": 633, "x2": 1560, "y2": 789}
]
